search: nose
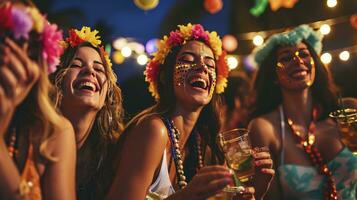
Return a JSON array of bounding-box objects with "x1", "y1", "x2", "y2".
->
[
  {"x1": 81, "y1": 64, "x2": 96, "y2": 77},
  {"x1": 292, "y1": 51, "x2": 303, "y2": 64},
  {"x1": 195, "y1": 57, "x2": 209, "y2": 74}
]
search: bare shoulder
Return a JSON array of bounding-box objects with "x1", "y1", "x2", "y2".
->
[
  {"x1": 248, "y1": 111, "x2": 280, "y2": 148},
  {"x1": 130, "y1": 114, "x2": 168, "y2": 144},
  {"x1": 46, "y1": 116, "x2": 76, "y2": 156}
]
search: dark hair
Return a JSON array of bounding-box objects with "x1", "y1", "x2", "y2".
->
[
  {"x1": 251, "y1": 41, "x2": 339, "y2": 120},
  {"x1": 117, "y1": 41, "x2": 225, "y2": 181}
]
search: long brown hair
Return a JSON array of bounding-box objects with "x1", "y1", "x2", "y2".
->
[
  {"x1": 117, "y1": 42, "x2": 225, "y2": 182},
  {"x1": 51, "y1": 42, "x2": 124, "y2": 198},
  {"x1": 251, "y1": 41, "x2": 339, "y2": 120}
]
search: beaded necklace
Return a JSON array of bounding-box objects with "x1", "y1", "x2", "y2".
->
[
  {"x1": 7, "y1": 128, "x2": 19, "y2": 159},
  {"x1": 285, "y1": 107, "x2": 338, "y2": 200},
  {"x1": 163, "y1": 118, "x2": 203, "y2": 189}
]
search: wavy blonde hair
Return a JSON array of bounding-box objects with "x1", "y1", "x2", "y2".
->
[{"x1": 52, "y1": 42, "x2": 124, "y2": 142}]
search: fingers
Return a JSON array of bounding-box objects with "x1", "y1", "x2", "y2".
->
[
  {"x1": 0, "y1": 66, "x2": 17, "y2": 98},
  {"x1": 235, "y1": 187, "x2": 255, "y2": 200},
  {"x1": 198, "y1": 165, "x2": 230, "y2": 173},
  {"x1": 5, "y1": 38, "x2": 39, "y2": 82},
  {"x1": 254, "y1": 158, "x2": 273, "y2": 168},
  {"x1": 196, "y1": 177, "x2": 232, "y2": 198},
  {"x1": 260, "y1": 168, "x2": 275, "y2": 176}
]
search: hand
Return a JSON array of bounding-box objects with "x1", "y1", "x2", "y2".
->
[
  {"x1": 233, "y1": 187, "x2": 255, "y2": 200},
  {"x1": 0, "y1": 38, "x2": 40, "y2": 136},
  {"x1": 252, "y1": 146, "x2": 275, "y2": 199},
  {"x1": 170, "y1": 165, "x2": 233, "y2": 200}
]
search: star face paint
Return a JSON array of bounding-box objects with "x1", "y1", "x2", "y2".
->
[
  {"x1": 174, "y1": 62, "x2": 217, "y2": 97},
  {"x1": 275, "y1": 43, "x2": 316, "y2": 90}
]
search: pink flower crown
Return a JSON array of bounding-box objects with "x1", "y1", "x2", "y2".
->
[
  {"x1": 0, "y1": 2, "x2": 64, "y2": 74},
  {"x1": 145, "y1": 23, "x2": 229, "y2": 100},
  {"x1": 60, "y1": 26, "x2": 112, "y2": 69}
]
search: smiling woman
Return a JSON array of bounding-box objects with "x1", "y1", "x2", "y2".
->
[
  {"x1": 107, "y1": 23, "x2": 274, "y2": 200},
  {"x1": 50, "y1": 26, "x2": 124, "y2": 200}
]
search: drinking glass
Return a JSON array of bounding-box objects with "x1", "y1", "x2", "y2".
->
[
  {"x1": 329, "y1": 108, "x2": 357, "y2": 153},
  {"x1": 216, "y1": 128, "x2": 255, "y2": 195}
]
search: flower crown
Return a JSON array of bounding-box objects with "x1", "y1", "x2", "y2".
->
[
  {"x1": 145, "y1": 23, "x2": 229, "y2": 100},
  {"x1": 0, "y1": 2, "x2": 64, "y2": 73},
  {"x1": 253, "y1": 24, "x2": 323, "y2": 66},
  {"x1": 61, "y1": 26, "x2": 112, "y2": 69}
]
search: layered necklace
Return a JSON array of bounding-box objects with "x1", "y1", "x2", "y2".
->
[
  {"x1": 163, "y1": 118, "x2": 203, "y2": 189},
  {"x1": 7, "y1": 127, "x2": 19, "y2": 159},
  {"x1": 285, "y1": 107, "x2": 338, "y2": 200}
]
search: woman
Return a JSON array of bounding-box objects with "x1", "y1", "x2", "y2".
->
[
  {"x1": 52, "y1": 26, "x2": 124, "y2": 200},
  {"x1": 0, "y1": 1, "x2": 76, "y2": 199},
  {"x1": 249, "y1": 24, "x2": 357, "y2": 199},
  {"x1": 108, "y1": 23, "x2": 274, "y2": 200}
]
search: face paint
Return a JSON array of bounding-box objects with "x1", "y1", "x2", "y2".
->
[{"x1": 173, "y1": 62, "x2": 217, "y2": 97}]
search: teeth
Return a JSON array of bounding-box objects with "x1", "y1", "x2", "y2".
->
[
  {"x1": 190, "y1": 78, "x2": 207, "y2": 89},
  {"x1": 79, "y1": 81, "x2": 96, "y2": 91},
  {"x1": 292, "y1": 71, "x2": 307, "y2": 78}
]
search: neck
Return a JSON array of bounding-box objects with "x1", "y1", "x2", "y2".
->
[
  {"x1": 171, "y1": 104, "x2": 203, "y2": 148},
  {"x1": 282, "y1": 88, "x2": 313, "y2": 126},
  {"x1": 60, "y1": 105, "x2": 98, "y2": 149}
]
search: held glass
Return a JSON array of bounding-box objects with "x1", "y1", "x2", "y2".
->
[
  {"x1": 329, "y1": 108, "x2": 357, "y2": 153},
  {"x1": 217, "y1": 129, "x2": 254, "y2": 190}
]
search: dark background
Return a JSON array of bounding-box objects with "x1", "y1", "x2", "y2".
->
[{"x1": 33, "y1": 0, "x2": 357, "y2": 119}]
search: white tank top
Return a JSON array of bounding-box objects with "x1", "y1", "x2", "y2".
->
[{"x1": 148, "y1": 149, "x2": 175, "y2": 198}]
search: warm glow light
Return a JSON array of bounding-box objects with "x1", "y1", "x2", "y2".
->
[
  {"x1": 113, "y1": 51, "x2": 125, "y2": 64},
  {"x1": 253, "y1": 35, "x2": 264, "y2": 46},
  {"x1": 128, "y1": 42, "x2": 145, "y2": 54},
  {"x1": 321, "y1": 53, "x2": 332, "y2": 64},
  {"x1": 137, "y1": 54, "x2": 148, "y2": 65},
  {"x1": 339, "y1": 51, "x2": 350, "y2": 61},
  {"x1": 222, "y1": 35, "x2": 238, "y2": 52},
  {"x1": 121, "y1": 46, "x2": 132, "y2": 57},
  {"x1": 319, "y1": 24, "x2": 331, "y2": 35},
  {"x1": 113, "y1": 38, "x2": 127, "y2": 50},
  {"x1": 327, "y1": 0, "x2": 337, "y2": 8},
  {"x1": 227, "y1": 56, "x2": 239, "y2": 70}
]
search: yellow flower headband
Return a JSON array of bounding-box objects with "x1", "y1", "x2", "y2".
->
[
  {"x1": 145, "y1": 23, "x2": 229, "y2": 100},
  {"x1": 61, "y1": 26, "x2": 112, "y2": 68}
]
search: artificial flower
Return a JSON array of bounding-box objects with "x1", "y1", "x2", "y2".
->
[
  {"x1": 0, "y1": 3, "x2": 13, "y2": 30},
  {"x1": 75, "y1": 26, "x2": 101, "y2": 47},
  {"x1": 11, "y1": 7, "x2": 33, "y2": 39},
  {"x1": 42, "y1": 23, "x2": 64, "y2": 73},
  {"x1": 28, "y1": 7, "x2": 44, "y2": 33}
]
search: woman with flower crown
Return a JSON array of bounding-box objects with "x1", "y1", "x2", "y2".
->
[
  {"x1": 248, "y1": 24, "x2": 357, "y2": 199},
  {"x1": 107, "y1": 23, "x2": 274, "y2": 200},
  {"x1": 0, "y1": 1, "x2": 76, "y2": 199},
  {"x1": 51, "y1": 26, "x2": 124, "y2": 200}
]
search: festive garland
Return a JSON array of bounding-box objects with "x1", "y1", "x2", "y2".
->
[
  {"x1": 0, "y1": 2, "x2": 64, "y2": 73},
  {"x1": 60, "y1": 26, "x2": 112, "y2": 69},
  {"x1": 253, "y1": 24, "x2": 323, "y2": 66},
  {"x1": 144, "y1": 23, "x2": 229, "y2": 100}
]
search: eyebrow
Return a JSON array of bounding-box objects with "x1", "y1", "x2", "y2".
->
[
  {"x1": 73, "y1": 57, "x2": 104, "y2": 66},
  {"x1": 279, "y1": 47, "x2": 309, "y2": 55},
  {"x1": 179, "y1": 51, "x2": 215, "y2": 60}
]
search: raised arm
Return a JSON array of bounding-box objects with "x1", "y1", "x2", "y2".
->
[
  {"x1": 107, "y1": 116, "x2": 168, "y2": 200},
  {"x1": 248, "y1": 117, "x2": 280, "y2": 200}
]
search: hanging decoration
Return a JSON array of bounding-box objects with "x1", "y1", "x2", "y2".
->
[
  {"x1": 250, "y1": 0, "x2": 299, "y2": 17},
  {"x1": 204, "y1": 0, "x2": 223, "y2": 14},
  {"x1": 350, "y1": 14, "x2": 357, "y2": 30},
  {"x1": 134, "y1": 0, "x2": 159, "y2": 11}
]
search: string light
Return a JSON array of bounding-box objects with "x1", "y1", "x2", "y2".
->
[
  {"x1": 253, "y1": 35, "x2": 264, "y2": 46},
  {"x1": 137, "y1": 54, "x2": 148, "y2": 65},
  {"x1": 121, "y1": 46, "x2": 132, "y2": 57},
  {"x1": 339, "y1": 51, "x2": 350, "y2": 61},
  {"x1": 319, "y1": 24, "x2": 331, "y2": 35},
  {"x1": 227, "y1": 55, "x2": 239, "y2": 70},
  {"x1": 321, "y1": 52, "x2": 332, "y2": 64},
  {"x1": 327, "y1": 0, "x2": 337, "y2": 8}
]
